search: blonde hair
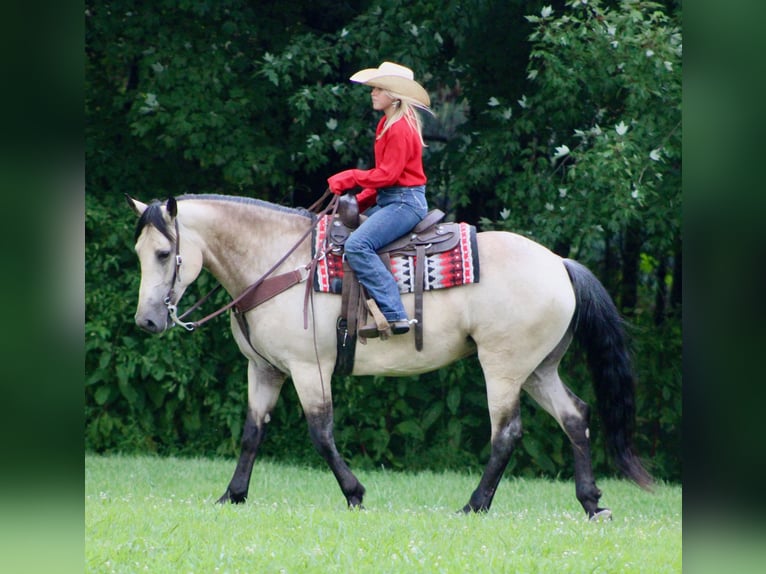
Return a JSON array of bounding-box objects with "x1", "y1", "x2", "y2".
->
[{"x1": 378, "y1": 90, "x2": 432, "y2": 146}]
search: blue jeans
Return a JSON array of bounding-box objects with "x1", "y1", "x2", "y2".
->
[{"x1": 345, "y1": 185, "x2": 428, "y2": 322}]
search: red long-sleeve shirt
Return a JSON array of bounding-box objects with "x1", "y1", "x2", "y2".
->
[{"x1": 328, "y1": 115, "x2": 426, "y2": 211}]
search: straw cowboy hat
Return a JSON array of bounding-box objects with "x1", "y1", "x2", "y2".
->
[{"x1": 350, "y1": 61, "x2": 431, "y2": 107}]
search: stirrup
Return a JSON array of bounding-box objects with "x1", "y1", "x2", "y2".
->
[
  {"x1": 358, "y1": 318, "x2": 414, "y2": 338},
  {"x1": 358, "y1": 322, "x2": 383, "y2": 338}
]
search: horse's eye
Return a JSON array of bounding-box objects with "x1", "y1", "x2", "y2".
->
[{"x1": 156, "y1": 250, "x2": 171, "y2": 261}]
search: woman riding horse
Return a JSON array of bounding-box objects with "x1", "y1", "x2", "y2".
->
[{"x1": 327, "y1": 62, "x2": 432, "y2": 338}]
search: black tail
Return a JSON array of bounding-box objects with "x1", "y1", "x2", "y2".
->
[{"x1": 563, "y1": 259, "x2": 653, "y2": 490}]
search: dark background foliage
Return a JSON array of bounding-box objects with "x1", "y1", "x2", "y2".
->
[{"x1": 85, "y1": 0, "x2": 681, "y2": 482}]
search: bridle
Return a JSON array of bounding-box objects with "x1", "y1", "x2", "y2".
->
[
  {"x1": 163, "y1": 217, "x2": 198, "y2": 330},
  {"x1": 162, "y1": 191, "x2": 338, "y2": 331}
]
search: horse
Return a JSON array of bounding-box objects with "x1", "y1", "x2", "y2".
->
[{"x1": 126, "y1": 192, "x2": 652, "y2": 518}]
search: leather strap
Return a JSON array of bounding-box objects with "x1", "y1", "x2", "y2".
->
[
  {"x1": 233, "y1": 308, "x2": 270, "y2": 363},
  {"x1": 233, "y1": 269, "x2": 305, "y2": 314},
  {"x1": 379, "y1": 252, "x2": 392, "y2": 272},
  {"x1": 342, "y1": 261, "x2": 360, "y2": 336},
  {"x1": 414, "y1": 244, "x2": 426, "y2": 351}
]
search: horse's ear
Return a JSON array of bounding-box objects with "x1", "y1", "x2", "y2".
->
[
  {"x1": 125, "y1": 194, "x2": 147, "y2": 216},
  {"x1": 166, "y1": 197, "x2": 178, "y2": 218}
]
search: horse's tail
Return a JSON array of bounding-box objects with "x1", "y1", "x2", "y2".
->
[{"x1": 563, "y1": 258, "x2": 654, "y2": 490}]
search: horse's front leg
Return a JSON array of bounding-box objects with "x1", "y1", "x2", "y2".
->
[
  {"x1": 305, "y1": 403, "x2": 366, "y2": 508},
  {"x1": 217, "y1": 361, "x2": 285, "y2": 504}
]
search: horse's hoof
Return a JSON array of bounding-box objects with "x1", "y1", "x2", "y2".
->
[
  {"x1": 459, "y1": 502, "x2": 489, "y2": 514},
  {"x1": 216, "y1": 490, "x2": 247, "y2": 505},
  {"x1": 589, "y1": 508, "x2": 612, "y2": 521}
]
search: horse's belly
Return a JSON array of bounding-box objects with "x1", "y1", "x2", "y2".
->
[{"x1": 352, "y1": 328, "x2": 476, "y2": 376}]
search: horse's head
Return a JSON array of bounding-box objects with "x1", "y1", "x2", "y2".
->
[{"x1": 126, "y1": 195, "x2": 203, "y2": 333}]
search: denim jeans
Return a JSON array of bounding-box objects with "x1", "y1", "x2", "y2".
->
[{"x1": 345, "y1": 185, "x2": 428, "y2": 322}]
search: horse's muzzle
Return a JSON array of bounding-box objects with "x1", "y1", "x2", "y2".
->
[{"x1": 135, "y1": 310, "x2": 168, "y2": 334}]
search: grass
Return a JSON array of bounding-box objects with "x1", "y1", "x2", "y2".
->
[{"x1": 85, "y1": 454, "x2": 681, "y2": 573}]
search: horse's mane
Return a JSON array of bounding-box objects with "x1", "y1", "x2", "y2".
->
[
  {"x1": 134, "y1": 193, "x2": 315, "y2": 242},
  {"x1": 177, "y1": 193, "x2": 314, "y2": 219}
]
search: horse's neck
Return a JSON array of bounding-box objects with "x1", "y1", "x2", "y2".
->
[{"x1": 180, "y1": 199, "x2": 313, "y2": 295}]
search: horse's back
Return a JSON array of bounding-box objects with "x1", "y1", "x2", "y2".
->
[{"x1": 476, "y1": 230, "x2": 567, "y2": 277}]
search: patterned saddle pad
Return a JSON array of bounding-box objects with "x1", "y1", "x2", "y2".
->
[{"x1": 312, "y1": 215, "x2": 480, "y2": 294}]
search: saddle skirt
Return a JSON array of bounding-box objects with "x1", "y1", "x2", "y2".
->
[{"x1": 312, "y1": 213, "x2": 480, "y2": 295}]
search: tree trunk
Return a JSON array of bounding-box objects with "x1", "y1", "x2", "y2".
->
[
  {"x1": 602, "y1": 231, "x2": 619, "y2": 297},
  {"x1": 654, "y1": 256, "x2": 668, "y2": 326},
  {"x1": 670, "y1": 237, "x2": 682, "y2": 316},
  {"x1": 620, "y1": 223, "x2": 643, "y2": 317}
]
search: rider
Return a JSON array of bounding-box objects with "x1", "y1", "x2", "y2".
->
[{"x1": 327, "y1": 61, "x2": 432, "y2": 338}]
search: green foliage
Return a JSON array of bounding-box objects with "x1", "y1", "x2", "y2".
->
[
  {"x1": 468, "y1": 0, "x2": 681, "y2": 253},
  {"x1": 85, "y1": 0, "x2": 682, "y2": 482}
]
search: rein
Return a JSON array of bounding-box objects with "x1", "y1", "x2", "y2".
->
[{"x1": 164, "y1": 191, "x2": 338, "y2": 331}]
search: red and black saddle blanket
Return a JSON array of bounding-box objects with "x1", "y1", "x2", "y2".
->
[{"x1": 312, "y1": 215, "x2": 480, "y2": 295}]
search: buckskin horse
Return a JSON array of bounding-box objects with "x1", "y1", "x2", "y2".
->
[{"x1": 126, "y1": 193, "x2": 652, "y2": 518}]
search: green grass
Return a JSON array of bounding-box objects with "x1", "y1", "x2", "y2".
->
[{"x1": 85, "y1": 455, "x2": 681, "y2": 573}]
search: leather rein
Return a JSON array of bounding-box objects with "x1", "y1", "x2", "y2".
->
[{"x1": 164, "y1": 190, "x2": 338, "y2": 331}]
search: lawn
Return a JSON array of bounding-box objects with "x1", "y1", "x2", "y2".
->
[{"x1": 85, "y1": 454, "x2": 681, "y2": 573}]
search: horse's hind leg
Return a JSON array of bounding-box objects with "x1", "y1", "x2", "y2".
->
[
  {"x1": 523, "y1": 337, "x2": 610, "y2": 519},
  {"x1": 217, "y1": 361, "x2": 285, "y2": 504},
  {"x1": 462, "y1": 403, "x2": 522, "y2": 513},
  {"x1": 462, "y1": 351, "x2": 524, "y2": 513}
]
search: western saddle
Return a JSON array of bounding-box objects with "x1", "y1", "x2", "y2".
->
[{"x1": 329, "y1": 193, "x2": 462, "y2": 373}]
